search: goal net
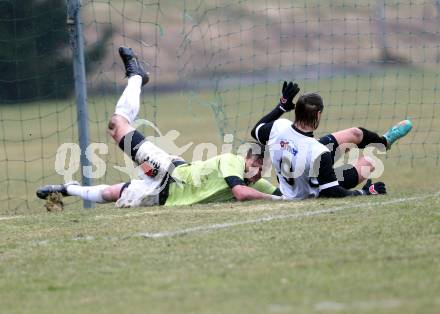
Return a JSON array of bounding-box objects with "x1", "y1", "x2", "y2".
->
[{"x1": 1, "y1": 0, "x2": 439, "y2": 213}]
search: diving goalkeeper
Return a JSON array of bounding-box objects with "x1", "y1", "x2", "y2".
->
[{"x1": 37, "y1": 47, "x2": 281, "y2": 207}]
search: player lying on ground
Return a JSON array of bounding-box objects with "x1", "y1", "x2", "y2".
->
[
  {"x1": 251, "y1": 81, "x2": 413, "y2": 199},
  {"x1": 37, "y1": 47, "x2": 282, "y2": 208}
]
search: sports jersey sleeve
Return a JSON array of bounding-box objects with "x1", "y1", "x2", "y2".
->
[
  {"x1": 249, "y1": 178, "x2": 277, "y2": 194},
  {"x1": 224, "y1": 176, "x2": 246, "y2": 188},
  {"x1": 252, "y1": 122, "x2": 274, "y2": 145},
  {"x1": 251, "y1": 105, "x2": 286, "y2": 144}
]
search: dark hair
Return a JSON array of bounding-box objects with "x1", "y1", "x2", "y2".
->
[
  {"x1": 294, "y1": 92, "x2": 324, "y2": 129},
  {"x1": 246, "y1": 141, "x2": 266, "y2": 161}
]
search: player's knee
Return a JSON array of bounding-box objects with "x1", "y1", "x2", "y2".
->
[
  {"x1": 108, "y1": 115, "x2": 126, "y2": 138},
  {"x1": 363, "y1": 156, "x2": 375, "y2": 172},
  {"x1": 101, "y1": 186, "x2": 116, "y2": 202},
  {"x1": 108, "y1": 115, "x2": 120, "y2": 131},
  {"x1": 354, "y1": 156, "x2": 375, "y2": 182},
  {"x1": 357, "y1": 156, "x2": 375, "y2": 173},
  {"x1": 350, "y1": 127, "x2": 363, "y2": 145}
]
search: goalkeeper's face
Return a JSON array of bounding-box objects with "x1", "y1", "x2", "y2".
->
[{"x1": 244, "y1": 156, "x2": 264, "y2": 183}]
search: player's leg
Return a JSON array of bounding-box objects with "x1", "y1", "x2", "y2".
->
[
  {"x1": 36, "y1": 181, "x2": 125, "y2": 203},
  {"x1": 108, "y1": 47, "x2": 149, "y2": 144},
  {"x1": 107, "y1": 73, "x2": 152, "y2": 170},
  {"x1": 108, "y1": 47, "x2": 182, "y2": 177},
  {"x1": 318, "y1": 121, "x2": 411, "y2": 190},
  {"x1": 329, "y1": 127, "x2": 388, "y2": 153},
  {"x1": 319, "y1": 133, "x2": 375, "y2": 189},
  {"x1": 110, "y1": 115, "x2": 182, "y2": 178},
  {"x1": 335, "y1": 157, "x2": 375, "y2": 189},
  {"x1": 325, "y1": 119, "x2": 412, "y2": 151},
  {"x1": 66, "y1": 183, "x2": 125, "y2": 203}
]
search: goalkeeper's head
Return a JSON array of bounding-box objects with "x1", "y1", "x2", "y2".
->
[
  {"x1": 244, "y1": 142, "x2": 266, "y2": 183},
  {"x1": 294, "y1": 92, "x2": 324, "y2": 130}
]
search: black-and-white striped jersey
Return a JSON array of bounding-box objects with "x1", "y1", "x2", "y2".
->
[{"x1": 255, "y1": 118, "x2": 339, "y2": 199}]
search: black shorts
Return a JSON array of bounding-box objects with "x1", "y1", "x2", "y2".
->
[
  {"x1": 319, "y1": 134, "x2": 359, "y2": 189},
  {"x1": 318, "y1": 134, "x2": 339, "y2": 163}
]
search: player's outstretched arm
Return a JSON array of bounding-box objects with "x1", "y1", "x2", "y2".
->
[
  {"x1": 231, "y1": 185, "x2": 280, "y2": 202},
  {"x1": 223, "y1": 172, "x2": 281, "y2": 202},
  {"x1": 251, "y1": 81, "x2": 300, "y2": 144},
  {"x1": 221, "y1": 153, "x2": 281, "y2": 202}
]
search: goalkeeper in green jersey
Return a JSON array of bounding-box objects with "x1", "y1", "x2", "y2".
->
[{"x1": 36, "y1": 47, "x2": 281, "y2": 208}]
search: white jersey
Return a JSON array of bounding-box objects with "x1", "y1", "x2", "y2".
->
[{"x1": 266, "y1": 119, "x2": 331, "y2": 199}]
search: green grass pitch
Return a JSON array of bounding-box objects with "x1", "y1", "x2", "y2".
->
[
  {"x1": 1, "y1": 70, "x2": 440, "y2": 313},
  {"x1": 1, "y1": 193, "x2": 440, "y2": 314}
]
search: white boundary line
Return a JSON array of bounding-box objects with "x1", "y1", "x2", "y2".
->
[
  {"x1": 138, "y1": 193, "x2": 439, "y2": 239},
  {"x1": 0, "y1": 215, "x2": 24, "y2": 221}
]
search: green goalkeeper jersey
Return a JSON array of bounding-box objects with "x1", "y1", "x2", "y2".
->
[{"x1": 165, "y1": 153, "x2": 276, "y2": 206}]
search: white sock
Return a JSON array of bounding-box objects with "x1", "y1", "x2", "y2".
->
[
  {"x1": 66, "y1": 185, "x2": 110, "y2": 203},
  {"x1": 114, "y1": 75, "x2": 142, "y2": 123}
]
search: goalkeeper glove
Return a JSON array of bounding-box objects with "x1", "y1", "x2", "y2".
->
[
  {"x1": 358, "y1": 179, "x2": 387, "y2": 195},
  {"x1": 279, "y1": 81, "x2": 300, "y2": 112}
]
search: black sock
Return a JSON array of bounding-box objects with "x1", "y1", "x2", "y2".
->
[
  {"x1": 118, "y1": 130, "x2": 146, "y2": 161},
  {"x1": 358, "y1": 127, "x2": 388, "y2": 148}
]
